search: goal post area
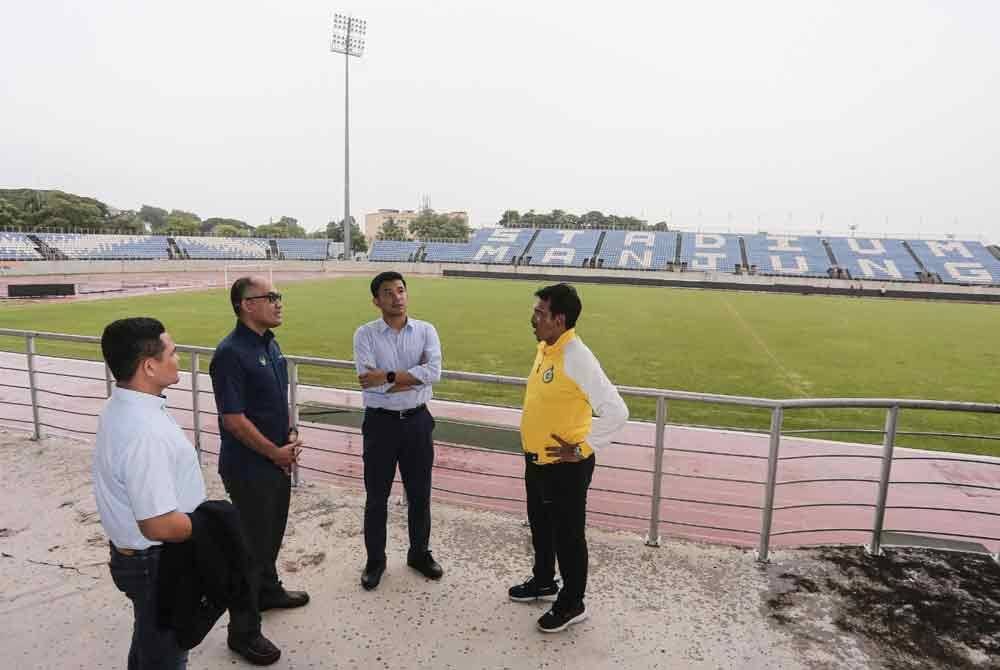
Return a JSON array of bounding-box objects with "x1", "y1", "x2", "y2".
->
[{"x1": 223, "y1": 262, "x2": 274, "y2": 287}]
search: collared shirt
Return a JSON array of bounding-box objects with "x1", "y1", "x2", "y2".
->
[
  {"x1": 92, "y1": 386, "x2": 207, "y2": 550},
  {"x1": 353, "y1": 316, "x2": 442, "y2": 411},
  {"x1": 210, "y1": 321, "x2": 290, "y2": 478},
  {"x1": 520, "y1": 328, "x2": 629, "y2": 465}
]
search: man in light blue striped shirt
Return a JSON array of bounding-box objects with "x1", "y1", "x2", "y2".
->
[{"x1": 353, "y1": 271, "x2": 443, "y2": 591}]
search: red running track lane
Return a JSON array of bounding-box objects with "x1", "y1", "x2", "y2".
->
[{"x1": 1, "y1": 352, "x2": 997, "y2": 553}]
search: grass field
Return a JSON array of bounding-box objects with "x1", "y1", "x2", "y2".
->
[{"x1": 1, "y1": 276, "x2": 998, "y2": 455}]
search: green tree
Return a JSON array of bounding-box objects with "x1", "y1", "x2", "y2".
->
[
  {"x1": 107, "y1": 210, "x2": 146, "y2": 234},
  {"x1": 0, "y1": 198, "x2": 26, "y2": 228},
  {"x1": 408, "y1": 210, "x2": 470, "y2": 240},
  {"x1": 211, "y1": 224, "x2": 247, "y2": 237},
  {"x1": 256, "y1": 215, "x2": 306, "y2": 238},
  {"x1": 139, "y1": 205, "x2": 168, "y2": 230},
  {"x1": 326, "y1": 217, "x2": 368, "y2": 252},
  {"x1": 202, "y1": 217, "x2": 251, "y2": 235},
  {"x1": 377, "y1": 217, "x2": 406, "y2": 240},
  {"x1": 579, "y1": 210, "x2": 608, "y2": 229},
  {"x1": 498, "y1": 209, "x2": 521, "y2": 227},
  {"x1": 163, "y1": 210, "x2": 202, "y2": 235}
]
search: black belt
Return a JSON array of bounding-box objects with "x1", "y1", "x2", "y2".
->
[
  {"x1": 367, "y1": 404, "x2": 427, "y2": 420},
  {"x1": 110, "y1": 541, "x2": 161, "y2": 557}
]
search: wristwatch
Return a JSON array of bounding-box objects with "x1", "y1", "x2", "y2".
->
[
  {"x1": 386, "y1": 371, "x2": 396, "y2": 384},
  {"x1": 574, "y1": 445, "x2": 583, "y2": 458}
]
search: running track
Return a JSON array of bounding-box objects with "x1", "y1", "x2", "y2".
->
[{"x1": 1, "y1": 352, "x2": 997, "y2": 555}]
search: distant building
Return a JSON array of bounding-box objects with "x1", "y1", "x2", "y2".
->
[{"x1": 364, "y1": 209, "x2": 469, "y2": 242}]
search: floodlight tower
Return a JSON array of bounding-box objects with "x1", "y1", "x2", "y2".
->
[{"x1": 331, "y1": 13, "x2": 366, "y2": 258}]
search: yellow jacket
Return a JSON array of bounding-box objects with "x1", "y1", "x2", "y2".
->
[{"x1": 520, "y1": 329, "x2": 629, "y2": 465}]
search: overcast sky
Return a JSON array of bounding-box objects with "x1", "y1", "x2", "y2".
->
[{"x1": 2, "y1": 1, "x2": 998, "y2": 241}]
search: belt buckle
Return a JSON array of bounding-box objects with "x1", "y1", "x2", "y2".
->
[
  {"x1": 398, "y1": 409, "x2": 406, "y2": 420},
  {"x1": 112, "y1": 543, "x2": 137, "y2": 556}
]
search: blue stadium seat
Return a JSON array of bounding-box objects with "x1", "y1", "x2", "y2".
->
[
  {"x1": 522, "y1": 229, "x2": 601, "y2": 267},
  {"x1": 38, "y1": 234, "x2": 170, "y2": 260},
  {"x1": 174, "y1": 236, "x2": 269, "y2": 260},
  {"x1": 0, "y1": 232, "x2": 42, "y2": 260},
  {"x1": 595, "y1": 231, "x2": 677, "y2": 270},
  {"x1": 464, "y1": 228, "x2": 535, "y2": 264},
  {"x1": 368, "y1": 240, "x2": 421, "y2": 262},
  {"x1": 677, "y1": 233, "x2": 741, "y2": 272},
  {"x1": 423, "y1": 242, "x2": 474, "y2": 263},
  {"x1": 276, "y1": 239, "x2": 328, "y2": 260},
  {"x1": 906, "y1": 239, "x2": 1000, "y2": 285},
  {"x1": 744, "y1": 235, "x2": 831, "y2": 277},
  {"x1": 826, "y1": 237, "x2": 922, "y2": 282}
]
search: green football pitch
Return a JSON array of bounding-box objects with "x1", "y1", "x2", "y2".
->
[{"x1": 1, "y1": 276, "x2": 997, "y2": 455}]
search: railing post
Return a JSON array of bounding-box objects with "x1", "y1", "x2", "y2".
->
[
  {"x1": 104, "y1": 362, "x2": 114, "y2": 398},
  {"x1": 866, "y1": 405, "x2": 899, "y2": 557},
  {"x1": 646, "y1": 396, "x2": 668, "y2": 547},
  {"x1": 190, "y1": 352, "x2": 201, "y2": 463},
  {"x1": 755, "y1": 406, "x2": 783, "y2": 563},
  {"x1": 25, "y1": 334, "x2": 41, "y2": 440},
  {"x1": 289, "y1": 360, "x2": 300, "y2": 487}
]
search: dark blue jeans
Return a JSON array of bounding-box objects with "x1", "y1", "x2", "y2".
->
[{"x1": 108, "y1": 545, "x2": 188, "y2": 670}]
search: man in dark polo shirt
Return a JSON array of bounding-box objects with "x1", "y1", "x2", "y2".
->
[{"x1": 210, "y1": 276, "x2": 310, "y2": 656}]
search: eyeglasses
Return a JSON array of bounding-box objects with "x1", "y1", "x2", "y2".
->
[{"x1": 244, "y1": 292, "x2": 283, "y2": 304}]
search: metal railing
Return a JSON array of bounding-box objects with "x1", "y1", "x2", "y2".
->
[{"x1": 1, "y1": 327, "x2": 998, "y2": 564}]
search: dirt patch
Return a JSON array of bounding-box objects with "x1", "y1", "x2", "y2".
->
[{"x1": 765, "y1": 546, "x2": 1000, "y2": 669}]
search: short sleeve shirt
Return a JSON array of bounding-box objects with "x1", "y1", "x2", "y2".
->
[
  {"x1": 92, "y1": 386, "x2": 207, "y2": 550},
  {"x1": 210, "y1": 321, "x2": 290, "y2": 478}
]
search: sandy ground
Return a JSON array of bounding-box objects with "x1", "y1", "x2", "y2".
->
[
  {"x1": 4, "y1": 429, "x2": 997, "y2": 669},
  {"x1": 0, "y1": 429, "x2": 874, "y2": 670}
]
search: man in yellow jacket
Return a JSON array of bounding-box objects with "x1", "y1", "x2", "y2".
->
[{"x1": 510, "y1": 283, "x2": 629, "y2": 633}]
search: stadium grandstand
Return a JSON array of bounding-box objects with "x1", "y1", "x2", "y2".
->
[
  {"x1": 677, "y1": 232, "x2": 742, "y2": 273},
  {"x1": 3, "y1": 228, "x2": 999, "y2": 287},
  {"x1": 0, "y1": 232, "x2": 43, "y2": 260},
  {"x1": 596, "y1": 230, "x2": 677, "y2": 270}
]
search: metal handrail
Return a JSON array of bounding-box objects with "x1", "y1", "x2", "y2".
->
[{"x1": 1, "y1": 327, "x2": 998, "y2": 564}]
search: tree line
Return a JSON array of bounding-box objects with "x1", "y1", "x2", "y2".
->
[
  {"x1": 498, "y1": 209, "x2": 669, "y2": 231},
  {"x1": 0, "y1": 189, "x2": 368, "y2": 251},
  {"x1": 376, "y1": 208, "x2": 669, "y2": 243}
]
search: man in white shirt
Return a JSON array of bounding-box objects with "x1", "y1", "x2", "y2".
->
[
  {"x1": 93, "y1": 317, "x2": 280, "y2": 668},
  {"x1": 353, "y1": 271, "x2": 444, "y2": 590}
]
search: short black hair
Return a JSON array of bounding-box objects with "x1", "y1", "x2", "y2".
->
[
  {"x1": 371, "y1": 271, "x2": 406, "y2": 297},
  {"x1": 230, "y1": 276, "x2": 255, "y2": 316},
  {"x1": 535, "y1": 283, "x2": 582, "y2": 329},
  {"x1": 101, "y1": 317, "x2": 167, "y2": 382}
]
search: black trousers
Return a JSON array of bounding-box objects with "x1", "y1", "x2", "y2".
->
[
  {"x1": 525, "y1": 454, "x2": 596, "y2": 610},
  {"x1": 362, "y1": 406, "x2": 435, "y2": 563},
  {"x1": 222, "y1": 466, "x2": 290, "y2": 633}
]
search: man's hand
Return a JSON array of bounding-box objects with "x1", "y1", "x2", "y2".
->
[
  {"x1": 359, "y1": 367, "x2": 388, "y2": 389},
  {"x1": 544, "y1": 433, "x2": 583, "y2": 463},
  {"x1": 272, "y1": 439, "x2": 302, "y2": 470},
  {"x1": 386, "y1": 384, "x2": 414, "y2": 394}
]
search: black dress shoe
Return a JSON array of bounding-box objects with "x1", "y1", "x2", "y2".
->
[
  {"x1": 407, "y1": 551, "x2": 443, "y2": 580},
  {"x1": 259, "y1": 589, "x2": 310, "y2": 611},
  {"x1": 227, "y1": 632, "x2": 281, "y2": 666},
  {"x1": 361, "y1": 560, "x2": 386, "y2": 590}
]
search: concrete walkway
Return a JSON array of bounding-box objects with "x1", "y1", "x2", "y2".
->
[{"x1": 0, "y1": 429, "x2": 863, "y2": 669}]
